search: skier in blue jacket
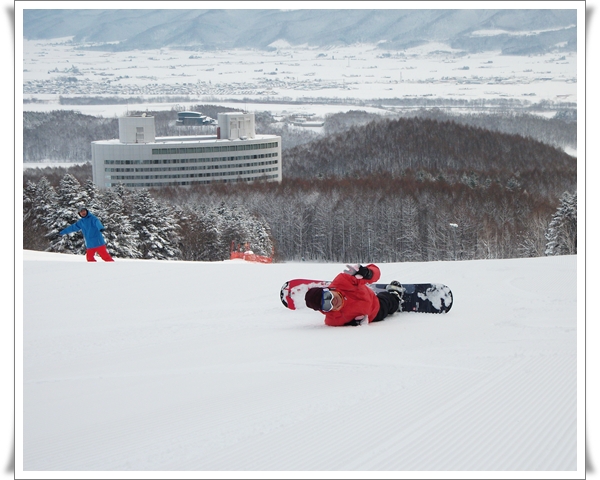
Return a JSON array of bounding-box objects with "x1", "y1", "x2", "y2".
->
[{"x1": 59, "y1": 207, "x2": 114, "y2": 262}]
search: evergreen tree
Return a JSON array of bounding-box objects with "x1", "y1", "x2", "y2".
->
[
  {"x1": 47, "y1": 174, "x2": 89, "y2": 254},
  {"x1": 209, "y1": 202, "x2": 274, "y2": 260},
  {"x1": 95, "y1": 187, "x2": 142, "y2": 259},
  {"x1": 245, "y1": 213, "x2": 274, "y2": 258},
  {"x1": 212, "y1": 202, "x2": 245, "y2": 260},
  {"x1": 175, "y1": 204, "x2": 221, "y2": 261},
  {"x1": 27, "y1": 177, "x2": 57, "y2": 229},
  {"x1": 545, "y1": 191, "x2": 577, "y2": 255},
  {"x1": 83, "y1": 179, "x2": 99, "y2": 208},
  {"x1": 130, "y1": 189, "x2": 181, "y2": 260},
  {"x1": 23, "y1": 180, "x2": 36, "y2": 220},
  {"x1": 23, "y1": 179, "x2": 57, "y2": 251}
]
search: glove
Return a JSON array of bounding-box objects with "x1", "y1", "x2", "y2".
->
[
  {"x1": 344, "y1": 264, "x2": 373, "y2": 280},
  {"x1": 343, "y1": 316, "x2": 364, "y2": 326},
  {"x1": 344, "y1": 264, "x2": 360, "y2": 276}
]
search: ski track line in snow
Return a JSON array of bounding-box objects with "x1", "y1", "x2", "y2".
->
[
  {"x1": 24, "y1": 376, "x2": 283, "y2": 469},
  {"x1": 157, "y1": 365, "x2": 409, "y2": 470},
  {"x1": 348, "y1": 353, "x2": 576, "y2": 471},
  {"x1": 170, "y1": 352, "x2": 576, "y2": 471},
  {"x1": 186, "y1": 357, "x2": 490, "y2": 470},
  {"x1": 168, "y1": 360, "x2": 457, "y2": 470},
  {"x1": 214, "y1": 361, "x2": 496, "y2": 471},
  {"x1": 24, "y1": 358, "x2": 394, "y2": 469},
  {"x1": 25, "y1": 368, "x2": 393, "y2": 470}
]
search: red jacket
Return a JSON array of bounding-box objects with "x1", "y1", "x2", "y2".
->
[{"x1": 324, "y1": 264, "x2": 381, "y2": 326}]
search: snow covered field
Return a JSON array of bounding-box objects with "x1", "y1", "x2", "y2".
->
[
  {"x1": 18, "y1": 250, "x2": 582, "y2": 478},
  {"x1": 21, "y1": 37, "x2": 577, "y2": 102},
  {"x1": 21, "y1": 33, "x2": 577, "y2": 118}
]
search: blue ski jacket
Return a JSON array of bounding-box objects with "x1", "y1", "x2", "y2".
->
[{"x1": 59, "y1": 211, "x2": 106, "y2": 249}]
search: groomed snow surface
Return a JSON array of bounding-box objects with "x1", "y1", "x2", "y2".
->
[{"x1": 19, "y1": 251, "x2": 580, "y2": 478}]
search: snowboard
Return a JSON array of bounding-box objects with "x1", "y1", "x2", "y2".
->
[{"x1": 280, "y1": 279, "x2": 453, "y2": 314}]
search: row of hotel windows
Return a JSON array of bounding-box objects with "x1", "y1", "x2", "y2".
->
[
  {"x1": 151, "y1": 141, "x2": 279, "y2": 155},
  {"x1": 106, "y1": 166, "x2": 279, "y2": 181},
  {"x1": 105, "y1": 160, "x2": 279, "y2": 174},
  {"x1": 104, "y1": 152, "x2": 278, "y2": 166},
  {"x1": 109, "y1": 173, "x2": 280, "y2": 188}
]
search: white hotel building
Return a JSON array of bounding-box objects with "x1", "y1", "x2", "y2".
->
[{"x1": 91, "y1": 112, "x2": 282, "y2": 189}]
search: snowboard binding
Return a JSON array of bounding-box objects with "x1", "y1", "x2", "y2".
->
[{"x1": 386, "y1": 281, "x2": 406, "y2": 311}]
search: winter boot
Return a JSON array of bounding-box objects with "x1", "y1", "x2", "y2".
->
[{"x1": 386, "y1": 281, "x2": 405, "y2": 311}]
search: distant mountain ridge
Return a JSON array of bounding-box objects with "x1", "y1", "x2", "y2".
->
[{"x1": 23, "y1": 8, "x2": 577, "y2": 54}]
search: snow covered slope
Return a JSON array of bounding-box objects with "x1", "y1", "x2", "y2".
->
[{"x1": 18, "y1": 251, "x2": 580, "y2": 477}]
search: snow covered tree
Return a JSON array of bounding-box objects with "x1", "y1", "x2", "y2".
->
[
  {"x1": 175, "y1": 204, "x2": 220, "y2": 261},
  {"x1": 23, "y1": 178, "x2": 57, "y2": 251},
  {"x1": 129, "y1": 189, "x2": 181, "y2": 260},
  {"x1": 57, "y1": 173, "x2": 89, "y2": 211},
  {"x1": 399, "y1": 196, "x2": 422, "y2": 262},
  {"x1": 517, "y1": 212, "x2": 550, "y2": 258},
  {"x1": 83, "y1": 179, "x2": 99, "y2": 207},
  {"x1": 23, "y1": 181, "x2": 36, "y2": 220},
  {"x1": 545, "y1": 191, "x2": 577, "y2": 256},
  {"x1": 25, "y1": 176, "x2": 57, "y2": 228},
  {"x1": 95, "y1": 187, "x2": 142, "y2": 259},
  {"x1": 212, "y1": 202, "x2": 246, "y2": 260},
  {"x1": 245, "y1": 212, "x2": 274, "y2": 258},
  {"x1": 209, "y1": 201, "x2": 274, "y2": 260},
  {"x1": 47, "y1": 174, "x2": 89, "y2": 254}
]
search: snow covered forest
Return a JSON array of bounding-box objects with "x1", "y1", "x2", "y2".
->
[
  {"x1": 23, "y1": 174, "x2": 274, "y2": 261},
  {"x1": 22, "y1": 108, "x2": 576, "y2": 263},
  {"x1": 22, "y1": 104, "x2": 576, "y2": 163},
  {"x1": 22, "y1": 171, "x2": 577, "y2": 262}
]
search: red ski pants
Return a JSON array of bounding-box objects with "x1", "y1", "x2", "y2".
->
[{"x1": 86, "y1": 245, "x2": 114, "y2": 262}]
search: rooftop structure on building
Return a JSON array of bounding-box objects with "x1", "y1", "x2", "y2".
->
[
  {"x1": 176, "y1": 111, "x2": 217, "y2": 126},
  {"x1": 91, "y1": 112, "x2": 282, "y2": 189}
]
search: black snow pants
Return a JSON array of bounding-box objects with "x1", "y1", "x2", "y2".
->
[{"x1": 371, "y1": 291, "x2": 400, "y2": 323}]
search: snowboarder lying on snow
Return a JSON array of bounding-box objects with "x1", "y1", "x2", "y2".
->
[
  {"x1": 304, "y1": 264, "x2": 403, "y2": 326},
  {"x1": 59, "y1": 206, "x2": 114, "y2": 262}
]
